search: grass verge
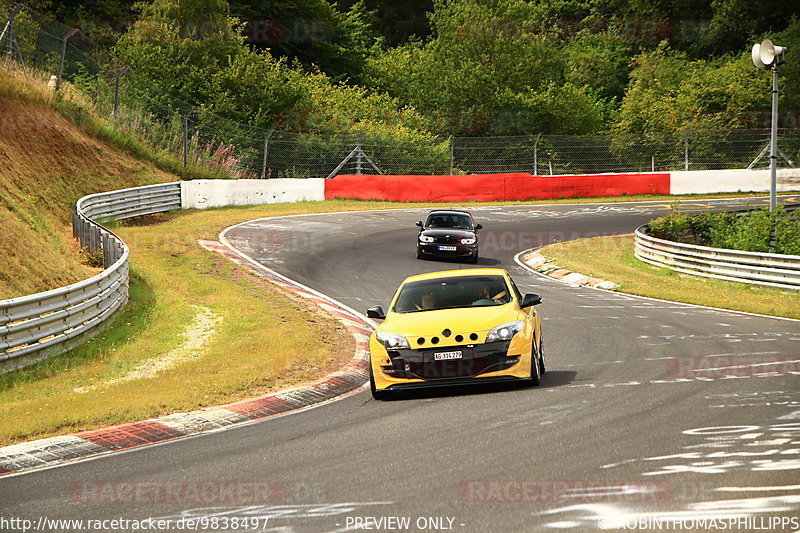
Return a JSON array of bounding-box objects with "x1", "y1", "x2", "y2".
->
[
  {"x1": 0, "y1": 205, "x2": 360, "y2": 445},
  {"x1": 538, "y1": 234, "x2": 800, "y2": 319}
]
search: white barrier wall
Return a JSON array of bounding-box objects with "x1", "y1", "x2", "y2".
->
[
  {"x1": 181, "y1": 179, "x2": 325, "y2": 209},
  {"x1": 670, "y1": 169, "x2": 800, "y2": 195}
]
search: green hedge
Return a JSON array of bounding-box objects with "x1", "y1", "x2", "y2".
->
[{"x1": 647, "y1": 206, "x2": 800, "y2": 256}]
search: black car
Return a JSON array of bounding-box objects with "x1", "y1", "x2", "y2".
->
[{"x1": 416, "y1": 210, "x2": 482, "y2": 263}]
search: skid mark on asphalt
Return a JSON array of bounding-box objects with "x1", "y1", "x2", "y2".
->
[
  {"x1": 468, "y1": 401, "x2": 595, "y2": 430},
  {"x1": 537, "y1": 420, "x2": 800, "y2": 530},
  {"x1": 566, "y1": 370, "x2": 800, "y2": 390},
  {"x1": 705, "y1": 391, "x2": 800, "y2": 410}
]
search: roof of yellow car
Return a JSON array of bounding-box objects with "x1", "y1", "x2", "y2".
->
[{"x1": 402, "y1": 268, "x2": 508, "y2": 284}]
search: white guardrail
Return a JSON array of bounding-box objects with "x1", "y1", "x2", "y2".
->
[
  {"x1": 0, "y1": 182, "x2": 182, "y2": 372},
  {"x1": 634, "y1": 225, "x2": 800, "y2": 290}
]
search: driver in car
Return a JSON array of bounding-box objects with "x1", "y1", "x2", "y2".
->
[{"x1": 421, "y1": 292, "x2": 438, "y2": 310}]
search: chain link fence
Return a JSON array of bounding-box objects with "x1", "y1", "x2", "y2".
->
[{"x1": 2, "y1": 2, "x2": 798, "y2": 179}]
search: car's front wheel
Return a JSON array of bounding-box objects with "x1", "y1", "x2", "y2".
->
[
  {"x1": 538, "y1": 334, "x2": 546, "y2": 375},
  {"x1": 526, "y1": 340, "x2": 541, "y2": 387},
  {"x1": 370, "y1": 364, "x2": 394, "y2": 400}
]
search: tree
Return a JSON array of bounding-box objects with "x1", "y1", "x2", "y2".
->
[
  {"x1": 366, "y1": 0, "x2": 605, "y2": 135},
  {"x1": 229, "y1": 0, "x2": 379, "y2": 84},
  {"x1": 114, "y1": 0, "x2": 245, "y2": 111}
]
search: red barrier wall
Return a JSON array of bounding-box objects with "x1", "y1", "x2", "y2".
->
[{"x1": 324, "y1": 173, "x2": 671, "y2": 202}]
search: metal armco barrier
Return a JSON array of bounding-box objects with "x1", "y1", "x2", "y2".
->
[
  {"x1": 634, "y1": 226, "x2": 800, "y2": 290},
  {"x1": 0, "y1": 182, "x2": 182, "y2": 371}
]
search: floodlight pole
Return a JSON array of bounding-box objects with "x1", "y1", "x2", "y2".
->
[{"x1": 769, "y1": 65, "x2": 778, "y2": 212}]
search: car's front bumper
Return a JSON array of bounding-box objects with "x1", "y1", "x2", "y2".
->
[
  {"x1": 417, "y1": 243, "x2": 478, "y2": 259},
  {"x1": 370, "y1": 338, "x2": 532, "y2": 391},
  {"x1": 383, "y1": 375, "x2": 526, "y2": 391}
]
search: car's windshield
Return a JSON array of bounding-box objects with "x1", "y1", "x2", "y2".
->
[
  {"x1": 424, "y1": 213, "x2": 473, "y2": 230},
  {"x1": 393, "y1": 275, "x2": 511, "y2": 313}
]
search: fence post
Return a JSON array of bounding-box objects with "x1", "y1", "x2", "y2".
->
[
  {"x1": 113, "y1": 66, "x2": 130, "y2": 118},
  {"x1": 651, "y1": 155, "x2": 655, "y2": 172},
  {"x1": 261, "y1": 130, "x2": 274, "y2": 179},
  {"x1": 684, "y1": 130, "x2": 690, "y2": 171},
  {"x1": 183, "y1": 109, "x2": 194, "y2": 169},
  {"x1": 448, "y1": 136, "x2": 454, "y2": 175},
  {"x1": 3, "y1": 8, "x2": 18, "y2": 65},
  {"x1": 533, "y1": 133, "x2": 542, "y2": 175},
  {"x1": 56, "y1": 28, "x2": 79, "y2": 91},
  {"x1": 355, "y1": 132, "x2": 364, "y2": 175}
]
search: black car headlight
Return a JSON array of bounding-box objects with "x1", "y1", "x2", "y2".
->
[
  {"x1": 376, "y1": 331, "x2": 411, "y2": 350},
  {"x1": 419, "y1": 235, "x2": 434, "y2": 243},
  {"x1": 485, "y1": 320, "x2": 524, "y2": 343},
  {"x1": 460, "y1": 238, "x2": 476, "y2": 245}
]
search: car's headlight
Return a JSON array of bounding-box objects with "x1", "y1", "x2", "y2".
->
[
  {"x1": 419, "y1": 235, "x2": 434, "y2": 243},
  {"x1": 485, "y1": 320, "x2": 524, "y2": 343},
  {"x1": 376, "y1": 331, "x2": 410, "y2": 350},
  {"x1": 460, "y1": 238, "x2": 476, "y2": 245}
]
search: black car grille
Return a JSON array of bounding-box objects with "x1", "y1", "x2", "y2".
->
[
  {"x1": 384, "y1": 341, "x2": 514, "y2": 380},
  {"x1": 435, "y1": 235, "x2": 460, "y2": 244}
]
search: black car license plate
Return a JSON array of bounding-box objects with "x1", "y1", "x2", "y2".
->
[{"x1": 438, "y1": 245, "x2": 457, "y2": 251}]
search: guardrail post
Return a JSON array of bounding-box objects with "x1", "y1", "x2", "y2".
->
[
  {"x1": 79, "y1": 218, "x2": 86, "y2": 248},
  {"x1": 71, "y1": 204, "x2": 78, "y2": 239},
  {"x1": 101, "y1": 232, "x2": 109, "y2": 268}
]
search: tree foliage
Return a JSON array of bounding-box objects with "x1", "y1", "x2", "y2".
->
[{"x1": 36, "y1": 0, "x2": 800, "y2": 138}]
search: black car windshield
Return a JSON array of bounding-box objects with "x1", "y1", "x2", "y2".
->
[
  {"x1": 425, "y1": 213, "x2": 473, "y2": 230},
  {"x1": 393, "y1": 275, "x2": 511, "y2": 313}
]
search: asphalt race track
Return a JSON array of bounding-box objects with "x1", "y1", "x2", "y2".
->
[{"x1": 2, "y1": 196, "x2": 800, "y2": 533}]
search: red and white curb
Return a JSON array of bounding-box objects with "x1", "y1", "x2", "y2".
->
[
  {"x1": 0, "y1": 239, "x2": 373, "y2": 477},
  {"x1": 521, "y1": 249, "x2": 620, "y2": 290}
]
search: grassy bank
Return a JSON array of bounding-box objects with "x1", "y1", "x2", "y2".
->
[
  {"x1": 0, "y1": 205, "x2": 358, "y2": 444},
  {"x1": 539, "y1": 234, "x2": 800, "y2": 319}
]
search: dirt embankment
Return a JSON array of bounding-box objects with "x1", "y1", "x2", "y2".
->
[{"x1": 0, "y1": 69, "x2": 176, "y2": 299}]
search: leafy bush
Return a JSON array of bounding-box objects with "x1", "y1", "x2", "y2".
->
[
  {"x1": 647, "y1": 205, "x2": 800, "y2": 255},
  {"x1": 775, "y1": 211, "x2": 800, "y2": 255}
]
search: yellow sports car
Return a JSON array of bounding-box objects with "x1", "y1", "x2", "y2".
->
[{"x1": 366, "y1": 268, "x2": 544, "y2": 399}]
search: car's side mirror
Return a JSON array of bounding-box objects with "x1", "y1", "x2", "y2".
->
[
  {"x1": 475, "y1": 223, "x2": 483, "y2": 230},
  {"x1": 415, "y1": 221, "x2": 423, "y2": 227},
  {"x1": 367, "y1": 305, "x2": 386, "y2": 319},
  {"x1": 521, "y1": 293, "x2": 543, "y2": 307}
]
